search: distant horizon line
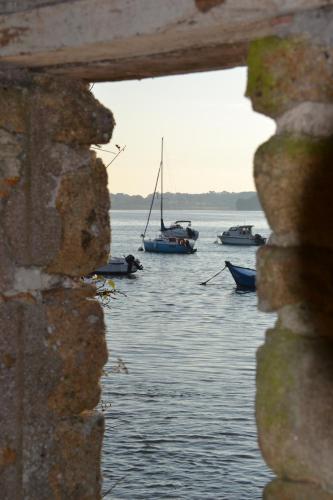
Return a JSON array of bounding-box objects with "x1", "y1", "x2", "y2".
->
[{"x1": 109, "y1": 190, "x2": 256, "y2": 196}]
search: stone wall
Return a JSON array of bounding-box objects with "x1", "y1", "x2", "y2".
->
[
  {"x1": 247, "y1": 34, "x2": 333, "y2": 499},
  {"x1": 1, "y1": 2, "x2": 333, "y2": 499},
  {"x1": 0, "y1": 75, "x2": 114, "y2": 498}
]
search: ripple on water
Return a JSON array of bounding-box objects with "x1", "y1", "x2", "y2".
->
[{"x1": 102, "y1": 210, "x2": 275, "y2": 499}]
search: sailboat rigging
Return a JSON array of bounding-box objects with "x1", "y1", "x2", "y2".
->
[{"x1": 141, "y1": 138, "x2": 198, "y2": 254}]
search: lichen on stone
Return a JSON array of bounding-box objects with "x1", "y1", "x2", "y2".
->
[{"x1": 246, "y1": 36, "x2": 333, "y2": 117}]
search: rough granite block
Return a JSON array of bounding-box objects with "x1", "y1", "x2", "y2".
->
[
  {"x1": 246, "y1": 36, "x2": 333, "y2": 118},
  {"x1": 257, "y1": 328, "x2": 333, "y2": 491}
]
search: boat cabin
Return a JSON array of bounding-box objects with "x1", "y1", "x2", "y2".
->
[{"x1": 223, "y1": 225, "x2": 254, "y2": 236}]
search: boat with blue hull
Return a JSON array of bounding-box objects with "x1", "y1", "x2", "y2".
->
[
  {"x1": 225, "y1": 261, "x2": 256, "y2": 290},
  {"x1": 141, "y1": 138, "x2": 197, "y2": 254},
  {"x1": 144, "y1": 236, "x2": 196, "y2": 254}
]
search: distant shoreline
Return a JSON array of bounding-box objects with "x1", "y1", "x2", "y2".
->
[
  {"x1": 110, "y1": 191, "x2": 262, "y2": 211},
  {"x1": 110, "y1": 208, "x2": 263, "y2": 211}
]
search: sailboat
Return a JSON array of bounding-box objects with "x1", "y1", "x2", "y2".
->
[{"x1": 141, "y1": 138, "x2": 197, "y2": 254}]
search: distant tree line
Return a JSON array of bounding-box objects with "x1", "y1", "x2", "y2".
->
[{"x1": 110, "y1": 191, "x2": 262, "y2": 210}]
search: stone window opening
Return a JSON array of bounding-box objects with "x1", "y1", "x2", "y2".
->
[{"x1": 1, "y1": 2, "x2": 333, "y2": 499}]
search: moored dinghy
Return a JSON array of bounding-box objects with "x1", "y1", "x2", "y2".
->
[
  {"x1": 94, "y1": 255, "x2": 143, "y2": 276},
  {"x1": 225, "y1": 261, "x2": 256, "y2": 290}
]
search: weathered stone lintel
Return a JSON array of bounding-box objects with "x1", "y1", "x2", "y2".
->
[
  {"x1": 0, "y1": 1, "x2": 332, "y2": 82},
  {"x1": 0, "y1": 0, "x2": 297, "y2": 69},
  {"x1": 43, "y1": 41, "x2": 248, "y2": 82}
]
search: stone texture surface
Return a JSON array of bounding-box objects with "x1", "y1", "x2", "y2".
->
[
  {"x1": 3, "y1": 173, "x2": 62, "y2": 268},
  {"x1": 0, "y1": 296, "x2": 56, "y2": 499},
  {"x1": 1, "y1": 79, "x2": 112, "y2": 272},
  {"x1": 0, "y1": 1, "x2": 330, "y2": 81},
  {"x1": 1, "y1": 4, "x2": 333, "y2": 499},
  {"x1": 256, "y1": 246, "x2": 333, "y2": 330},
  {"x1": 47, "y1": 154, "x2": 110, "y2": 276},
  {"x1": 0, "y1": 300, "x2": 21, "y2": 500},
  {"x1": 249, "y1": 30, "x2": 333, "y2": 498},
  {"x1": 31, "y1": 76, "x2": 114, "y2": 145},
  {"x1": 0, "y1": 76, "x2": 111, "y2": 498},
  {"x1": 254, "y1": 134, "x2": 333, "y2": 249},
  {"x1": 0, "y1": 129, "x2": 23, "y2": 199},
  {"x1": 287, "y1": 6, "x2": 333, "y2": 49},
  {"x1": 257, "y1": 328, "x2": 333, "y2": 491},
  {"x1": 50, "y1": 412, "x2": 104, "y2": 500},
  {"x1": 0, "y1": 78, "x2": 114, "y2": 144},
  {"x1": 277, "y1": 303, "x2": 333, "y2": 338},
  {"x1": 0, "y1": 281, "x2": 107, "y2": 497},
  {"x1": 45, "y1": 287, "x2": 107, "y2": 415},
  {"x1": 0, "y1": 225, "x2": 15, "y2": 293},
  {"x1": 276, "y1": 102, "x2": 333, "y2": 137},
  {"x1": 246, "y1": 36, "x2": 333, "y2": 118},
  {"x1": 0, "y1": 128, "x2": 24, "y2": 292},
  {"x1": 0, "y1": 0, "x2": 72, "y2": 15},
  {"x1": 264, "y1": 479, "x2": 333, "y2": 499},
  {"x1": 0, "y1": 288, "x2": 106, "y2": 498},
  {"x1": 0, "y1": 86, "x2": 27, "y2": 134}
]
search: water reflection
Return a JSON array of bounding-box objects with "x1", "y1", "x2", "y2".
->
[{"x1": 101, "y1": 210, "x2": 275, "y2": 499}]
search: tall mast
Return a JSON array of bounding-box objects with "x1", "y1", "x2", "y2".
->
[{"x1": 160, "y1": 137, "x2": 164, "y2": 229}]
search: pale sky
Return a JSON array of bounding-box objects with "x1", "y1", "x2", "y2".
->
[{"x1": 93, "y1": 67, "x2": 275, "y2": 196}]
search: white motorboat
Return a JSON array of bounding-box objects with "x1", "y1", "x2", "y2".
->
[
  {"x1": 94, "y1": 255, "x2": 143, "y2": 275},
  {"x1": 218, "y1": 225, "x2": 266, "y2": 246}
]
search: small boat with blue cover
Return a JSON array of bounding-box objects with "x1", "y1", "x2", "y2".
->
[{"x1": 225, "y1": 261, "x2": 256, "y2": 290}]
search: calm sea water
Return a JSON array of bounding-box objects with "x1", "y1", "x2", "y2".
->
[{"x1": 101, "y1": 210, "x2": 275, "y2": 499}]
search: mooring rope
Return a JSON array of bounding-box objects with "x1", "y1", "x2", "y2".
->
[{"x1": 200, "y1": 264, "x2": 226, "y2": 286}]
